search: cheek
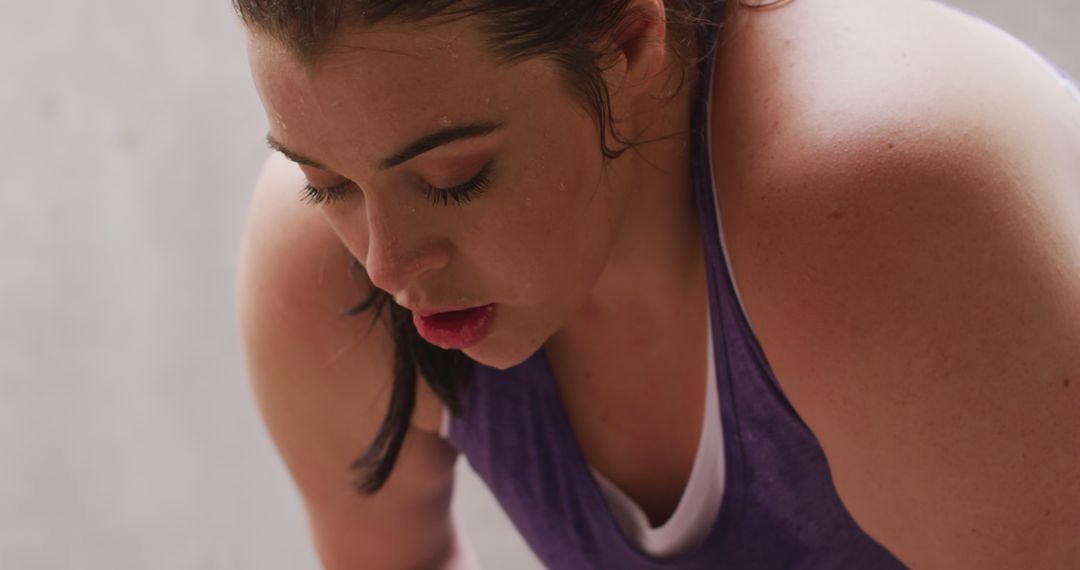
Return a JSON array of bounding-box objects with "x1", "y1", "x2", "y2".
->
[
  {"x1": 537, "y1": 152, "x2": 615, "y2": 254},
  {"x1": 487, "y1": 160, "x2": 607, "y2": 294}
]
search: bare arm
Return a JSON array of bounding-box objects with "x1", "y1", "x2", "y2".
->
[
  {"x1": 237, "y1": 153, "x2": 475, "y2": 569},
  {"x1": 725, "y1": 102, "x2": 1080, "y2": 567},
  {"x1": 714, "y1": 5, "x2": 1080, "y2": 564}
]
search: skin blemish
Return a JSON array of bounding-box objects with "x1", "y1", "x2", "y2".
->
[
  {"x1": 828, "y1": 208, "x2": 844, "y2": 221},
  {"x1": 1065, "y1": 377, "x2": 1072, "y2": 389}
]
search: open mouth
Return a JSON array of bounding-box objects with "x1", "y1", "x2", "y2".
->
[{"x1": 412, "y1": 304, "x2": 497, "y2": 350}]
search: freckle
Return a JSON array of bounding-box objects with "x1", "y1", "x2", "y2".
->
[
  {"x1": 1065, "y1": 377, "x2": 1072, "y2": 389},
  {"x1": 828, "y1": 208, "x2": 843, "y2": 220},
  {"x1": 887, "y1": 143, "x2": 895, "y2": 150}
]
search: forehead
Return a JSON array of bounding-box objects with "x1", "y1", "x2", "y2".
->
[{"x1": 247, "y1": 18, "x2": 533, "y2": 170}]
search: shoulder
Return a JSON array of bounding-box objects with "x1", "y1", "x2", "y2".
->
[
  {"x1": 710, "y1": 0, "x2": 1080, "y2": 295},
  {"x1": 710, "y1": 1, "x2": 1080, "y2": 566},
  {"x1": 710, "y1": 0, "x2": 1080, "y2": 320},
  {"x1": 712, "y1": 0, "x2": 1079, "y2": 174},
  {"x1": 709, "y1": 0, "x2": 1080, "y2": 374},
  {"x1": 236, "y1": 152, "x2": 445, "y2": 435},
  {"x1": 237, "y1": 154, "x2": 462, "y2": 569}
]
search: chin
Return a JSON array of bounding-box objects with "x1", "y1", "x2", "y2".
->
[{"x1": 463, "y1": 334, "x2": 543, "y2": 371}]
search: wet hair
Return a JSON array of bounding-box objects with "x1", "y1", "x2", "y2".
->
[{"x1": 234, "y1": 0, "x2": 719, "y2": 494}]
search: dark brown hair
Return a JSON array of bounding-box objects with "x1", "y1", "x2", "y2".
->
[{"x1": 235, "y1": 0, "x2": 718, "y2": 494}]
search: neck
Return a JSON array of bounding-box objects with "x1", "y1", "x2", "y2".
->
[{"x1": 558, "y1": 43, "x2": 707, "y2": 341}]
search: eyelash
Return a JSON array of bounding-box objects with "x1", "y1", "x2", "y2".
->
[
  {"x1": 300, "y1": 164, "x2": 494, "y2": 207},
  {"x1": 300, "y1": 181, "x2": 352, "y2": 206}
]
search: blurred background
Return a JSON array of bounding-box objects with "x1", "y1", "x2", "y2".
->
[{"x1": 0, "y1": 1, "x2": 1075, "y2": 568}]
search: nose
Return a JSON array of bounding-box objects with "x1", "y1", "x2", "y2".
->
[{"x1": 356, "y1": 203, "x2": 450, "y2": 296}]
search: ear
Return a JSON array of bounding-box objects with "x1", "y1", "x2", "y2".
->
[{"x1": 609, "y1": 0, "x2": 668, "y2": 95}]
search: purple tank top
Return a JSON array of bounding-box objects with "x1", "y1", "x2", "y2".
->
[{"x1": 447, "y1": 2, "x2": 907, "y2": 567}]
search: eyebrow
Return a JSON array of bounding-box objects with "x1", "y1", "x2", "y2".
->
[
  {"x1": 265, "y1": 121, "x2": 502, "y2": 172},
  {"x1": 265, "y1": 136, "x2": 328, "y2": 169}
]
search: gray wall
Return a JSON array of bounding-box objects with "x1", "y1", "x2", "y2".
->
[{"x1": 0, "y1": 2, "x2": 1074, "y2": 568}]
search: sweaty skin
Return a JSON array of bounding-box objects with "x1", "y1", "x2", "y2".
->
[{"x1": 243, "y1": 0, "x2": 1080, "y2": 565}]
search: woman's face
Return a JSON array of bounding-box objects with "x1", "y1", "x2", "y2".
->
[{"x1": 248, "y1": 17, "x2": 637, "y2": 369}]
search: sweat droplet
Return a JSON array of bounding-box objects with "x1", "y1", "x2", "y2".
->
[{"x1": 525, "y1": 197, "x2": 533, "y2": 208}]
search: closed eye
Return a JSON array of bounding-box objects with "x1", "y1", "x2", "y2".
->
[
  {"x1": 298, "y1": 162, "x2": 494, "y2": 207},
  {"x1": 424, "y1": 163, "x2": 494, "y2": 206},
  {"x1": 300, "y1": 180, "x2": 355, "y2": 206}
]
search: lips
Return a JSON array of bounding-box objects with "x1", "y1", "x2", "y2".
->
[{"x1": 412, "y1": 304, "x2": 496, "y2": 350}]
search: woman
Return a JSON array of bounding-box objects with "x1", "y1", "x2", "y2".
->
[{"x1": 235, "y1": 0, "x2": 1080, "y2": 568}]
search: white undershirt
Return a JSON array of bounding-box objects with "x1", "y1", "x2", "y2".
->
[{"x1": 588, "y1": 317, "x2": 725, "y2": 558}]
